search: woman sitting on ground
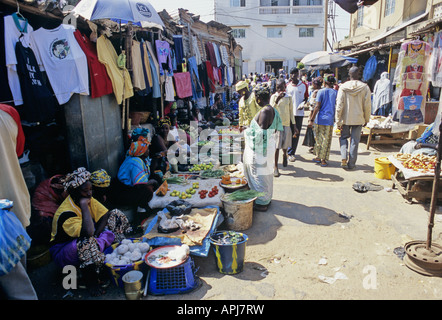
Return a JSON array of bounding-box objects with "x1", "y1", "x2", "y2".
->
[
  {"x1": 113, "y1": 136, "x2": 159, "y2": 213},
  {"x1": 49, "y1": 167, "x2": 132, "y2": 296}
]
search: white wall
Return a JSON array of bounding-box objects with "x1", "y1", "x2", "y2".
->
[{"x1": 215, "y1": 0, "x2": 324, "y2": 74}]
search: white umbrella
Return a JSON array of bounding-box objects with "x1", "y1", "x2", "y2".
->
[
  {"x1": 301, "y1": 51, "x2": 330, "y2": 65},
  {"x1": 72, "y1": 0, "x2": 165, "y2": 30}
]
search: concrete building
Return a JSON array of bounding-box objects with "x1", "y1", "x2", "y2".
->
[
  {"x1": 214, "y1": 0, "x2": 325, "y2": 76},
  {"x1": 334, "y1": 0, "x2": 432, "y2": 52}
]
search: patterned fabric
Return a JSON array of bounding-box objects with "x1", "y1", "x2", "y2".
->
[
  {"x1": 72, "y1": 210, "x2": 131, "y2": 271},
  {"x1": 128, "y1": 137, "x2": 150, "y2": 157},
  {"x1": 90, "y1": 169, "x2": 111, "y2": 188},
  {"x1": 62, "y1": 167, "x2": 91, "y2": 191},
  {"x1": 158, "y1": 116, "x2": 171, "y2": 127},
  {"x1": 313, "y1": 124, "x2": 333, "y2": 161}
]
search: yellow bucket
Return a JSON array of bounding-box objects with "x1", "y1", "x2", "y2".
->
[{"x1": 374, "y1": 157, "x2": 396, "y2": 180}]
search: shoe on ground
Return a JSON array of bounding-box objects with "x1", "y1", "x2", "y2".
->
[
  {"x1": 274, "y1": 169, "x2": 280, "y2": 177},
  {"x1": 288, "y1": 155, "x2": 296, "y2": 162},
  {"x1": 341, "y1": 159, "x2": 348, "y2": 168}
]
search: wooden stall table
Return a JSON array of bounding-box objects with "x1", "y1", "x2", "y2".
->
[
  {"x1": 388, "y1": 155, "x2": 442, "y2": 203},
  {"x1": 362, "y1": 127, "x2": 408, "y2": 150}
]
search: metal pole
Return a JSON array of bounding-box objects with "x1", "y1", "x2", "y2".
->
[
  {"x1": 323, "y1": 0, "x2": 329, "y2": 52},
  {"x1": 427, "y1": 113, "x2": 442, "y2": 250}
]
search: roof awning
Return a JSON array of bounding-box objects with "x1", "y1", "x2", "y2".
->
[
  {"x1": 359, "y1": 11, "x2": 428, "y2": 47},
  {"x1": 409, "y1": 16, "x2": 442, "y2": 35},
  {"x1": 345, "y1": 39, "x2": 403, "y2": 57}
]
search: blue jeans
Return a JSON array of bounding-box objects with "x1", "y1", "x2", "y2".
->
[{"x1": 339, "y1": 125, "x2": 362, "y2": 168}]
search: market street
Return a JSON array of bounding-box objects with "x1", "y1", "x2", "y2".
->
[{"x1": 28, "y1": 123, "x2": 442, "y2": 300}]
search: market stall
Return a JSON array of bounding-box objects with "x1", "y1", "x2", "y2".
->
[{"x1": 389, "y1": 152, "x2": 442, "y2": 202}]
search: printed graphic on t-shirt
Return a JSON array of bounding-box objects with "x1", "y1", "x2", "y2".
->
[{"x1": 50, "y1": 39, "x2": 70, "y2": 59}]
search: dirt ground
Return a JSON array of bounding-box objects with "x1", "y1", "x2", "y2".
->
[{"x1": 27, "y1": 126, "x2": 442, "y2": 301}]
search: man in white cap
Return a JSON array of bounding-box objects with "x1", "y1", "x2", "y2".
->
[{"x1": 236, "y1": 80, "x2": 259, "y2": 131}]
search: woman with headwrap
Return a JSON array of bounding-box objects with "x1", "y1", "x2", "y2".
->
[
  {"x1": 90, "y1": 169, "x2": 111, "y2": 206},
  {"x1": 243, "y1": 84, "x2": 283, "y2": 211},
  {"x1": 113, "y1": 137, "x2": 159, "y2": 213},
  {"x1": 49, "y1": 167, "x2": 132, "y2": 296}
]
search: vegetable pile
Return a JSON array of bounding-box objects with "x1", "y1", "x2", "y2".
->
[{"x1": 189, "y1": 162, "x2": 214, "y2": 172}]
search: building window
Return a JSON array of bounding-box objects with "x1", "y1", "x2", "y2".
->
[
  {"x1": 260, "y1": 0, "x2": 290, "y2": 6},
  {"x1": 267, "y1": 27, "x2": 283, "y2": 38},
  {"x1": 293, "y1": 0, "x2": 322, "y2": 5},
  {"x1": 299, "y1": 27, "x2": 314, "y2": 37},
  {"x1": 357, "y1": 6, "x2": 364, "y2": 27},
  {"x1": 385, "y1": 0, "x2": 395, "y2": 16},
  {"x1": 231, "y1": 0, "x2": 246, "y2": 7},
  {"x1": 232, "y1": 28, "x2": 246, "y2": 38}
]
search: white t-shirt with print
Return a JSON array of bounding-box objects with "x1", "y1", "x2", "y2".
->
[
  {"x1": 286, "y1": 80, "x2": 306, "y2": 117},
  {"x1": 30, "y1": 24, "x2": 89, "y2": 105}
]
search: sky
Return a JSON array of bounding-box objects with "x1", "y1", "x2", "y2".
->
[{"x1": 148, "y1": 0, "x2": 350, "y2": 43}]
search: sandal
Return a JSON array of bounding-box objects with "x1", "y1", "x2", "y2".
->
[
  {"x1": 320, "y1": 161, "x2": 328, "y2": 167},
  {"x1": 312, "y1": 158, "x2": 321, "y2": 163}
]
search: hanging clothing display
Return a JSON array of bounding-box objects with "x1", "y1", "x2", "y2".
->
[
  {"x1": 192, "y1": 36, "x2": 202, "y2": 65},
  {"x1": 372, "y1": 71, "x2": 392, "y2": 116},
  {"x1": 393, "y1": 40, "x2": 432, "y2": 126},
  {"x1": 155, "y1": 40, "x2": 173, "y2": 76},
  {"x1": 144, "y1": 40, "x2": 161, "y2": 98},
  {"x1": 4, "y1": 13, "x2": 35, "y2": 106},
  {"x1": 96, "y1": 35, "x2": 134, "y2": 104},
  {"x1": 73, "y1": 30, "x2": 113, "y2": 99},
  {"x1": 137, "y1": 40, "x2": 152, "y2": 96},
  {"x1": 430, "y1": 31, "x2": 442, "y2": 87},
  {"x1": 173, "y1": 72, "x2": 193, "y2": 99},
  {"x1": 15, "y1": 40, "x2": 56, "y2": 123},
  {"x1": 173, "y1": 35, "x2": 184, "y2": 66},
  {"x1": 0, "y1": 13, "x2": 13, "y2": 103},
  {"x1": 165, "y1": 75, "x2": 175, "y2": 102},
  {"x1": 30, "y1": 24, "x2": 89, "y2": 105},
  {"x1": 205, "y1": 42, "x2": 217, "y2": 68},
  {"x1": 131, "y1": 40, "x2": 147, "y2": 91}
]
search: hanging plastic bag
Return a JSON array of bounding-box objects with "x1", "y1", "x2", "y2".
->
[
  {"x1": 0, "y1": 199, "x2": 32, "y2": 276},
  {"x1": 302, "y1": 126, "x2": 315, "y2": 147},
  {"x1": 117, "y1": 51, "x2": 126, "y2": 69}
]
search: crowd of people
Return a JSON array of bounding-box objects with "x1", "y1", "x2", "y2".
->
[
  {"x1": 236, "y1": 66, "x2": 371, "y2": 211},
  {"x1": 0, "y1": 64, "x2": 372, "y2": 298}
]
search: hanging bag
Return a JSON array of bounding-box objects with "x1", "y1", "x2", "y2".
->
[
  {"x1": 0, "y1": 200, "x2": 32, "y2": 276},
  {"x1": 302, "y1": 126, "x2": 315, "y2": 147}
]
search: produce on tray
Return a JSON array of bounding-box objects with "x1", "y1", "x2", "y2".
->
[
  {"x1": 394, "y1": 153, "x2": 436, "y2": 173},
  {"x1": 105, "y1": 239, "x2": 150, "y2": 266},
  {"x1": 165, "y1": 176, "x2": 186, "y2": 185},
  {"x1": 198, "y1": 186, "x2": 218, "y2": 199},
  {"x1": 188, "y1": 162, "x2": 214, "y2": 172},
  {"x1": 224, "y1": 189, "x2": 265, "y2": 201},
  {"x1": 200, "y1": 169, "x2": 225, "y2": 179}
]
